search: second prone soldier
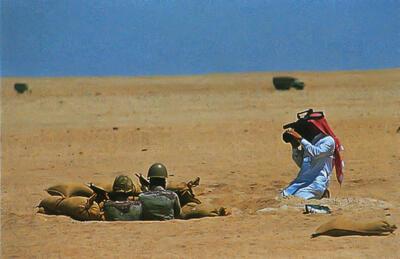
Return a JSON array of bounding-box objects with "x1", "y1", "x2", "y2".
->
[{"x1": 139, "y1": 163, "x2": 182, "y2": 220}]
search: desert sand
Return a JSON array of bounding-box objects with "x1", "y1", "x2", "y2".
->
[{"x1": 1, "y1": 69, "x2": 399, "y2": 258}]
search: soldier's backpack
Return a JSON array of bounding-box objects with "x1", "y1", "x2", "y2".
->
[
  {"x1": 103, "y1": 200, "x2": 142, "y2": 221},
  {"x1": 45, "y1": 183, "x2": 94, "y2": 198}
]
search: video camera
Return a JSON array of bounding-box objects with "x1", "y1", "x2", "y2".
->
[{"x1": 282, "y1": 109, "x2": 324, "y2": 143}]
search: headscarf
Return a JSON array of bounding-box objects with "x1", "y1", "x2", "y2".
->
[{"x1": 307, "y1": 113, "x2": 344, "y2": 185}]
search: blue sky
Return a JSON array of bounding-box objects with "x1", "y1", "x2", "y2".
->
[{"x1": 1, "y1": 0, "x2": 399, "y2": 77}]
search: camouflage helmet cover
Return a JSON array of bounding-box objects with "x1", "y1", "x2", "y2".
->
[
  {"x1": 112, "y1": 175, "x2": 134, "y2": 193},
  {"x1": 147, "y1": 163, "x2": 168, "y2": 179}
]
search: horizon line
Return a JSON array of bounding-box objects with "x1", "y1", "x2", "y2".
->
[{"x1": 2, "y1": 67, "x2": 399, "y2": 79}]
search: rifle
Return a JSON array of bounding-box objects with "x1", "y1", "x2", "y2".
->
[
  {"x1": 135, "y1": 173, "x2": 150, "y2": 192},
  {"x1": 87, "y1": 183, "x2": 110, "y2": 203}
]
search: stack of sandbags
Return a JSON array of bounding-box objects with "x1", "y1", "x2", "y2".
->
[{"x1": 37, "y1": 183, "x2": 102, "y2": 221}]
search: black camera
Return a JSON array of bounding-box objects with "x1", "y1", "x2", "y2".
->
[
  {"x1": 282, "y1": 131, "x2": 295, "y2": 143},
  {"x1": 282, "y1": 109, "x2": 324, "y2": 144}
]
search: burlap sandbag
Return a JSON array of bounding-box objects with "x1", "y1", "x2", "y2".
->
[
  {"x1": 57, "y1": 196, "x2": 102, "y2": 221},
  {"x1": 167, "y1": 177, "x2": 201, "y2": 206},
  {"x1": 312, "y1": 216, "x2": 397, "y2": 237},
  {"x1": 167, "y1": 182, "x2": 188, "y2": 191},
  {"x1": 46, "y1": 183, "x2": 94, "y2": 198},
  {"x1": 37, "y1": 196, "x2": 64, "y2": 214},
  {"x1": 181, "y1": 203, "x2": 230, "y2": 220},
  {"x1": 167, "y1": 177, "x2": 200, "y2": 192}
]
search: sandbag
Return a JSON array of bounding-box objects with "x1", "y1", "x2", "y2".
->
[
  {"x1": 181, "y1": 203, "x2": 230, "y2": 220},
  {"x1": 176, "y1": 189, "x2": 201, "y2": 207},
  {"x1": 37, "y1": 196, "x2": 64, "y2": 214},
  {"x1": 46, "y1": 183, "x2": 94, "y2": 198},
  {"x1": 167, "y1": 177, "x2": 200, "y2": 191},
  {"x1": 167, "y1": 182, "x2": 188, "y2": 191},
  {"x1": 57, "y1": 196, "x2": 102, "y2": 221},
  {"x1": 312, "y1": 216, "x2": 397, "y2": 237},
  {"x1": 167, "y1": 177, "x2": 201, "y2": 206}
]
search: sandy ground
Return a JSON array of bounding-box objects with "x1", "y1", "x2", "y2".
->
[{"x1": 1, "y1": 69, "x2": 399, "y2": 258}]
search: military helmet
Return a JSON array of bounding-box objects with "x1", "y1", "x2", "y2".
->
[
  {"x1": 147, "y1": 163, "x2": 168, "y2": 179},
  {"x1": 112, "y1": 175, "x2": 134, "y2": 193}
]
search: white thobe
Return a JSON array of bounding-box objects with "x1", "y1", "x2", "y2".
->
[{"x1": 282, "y1": 133, "x2": 335, "y2": 199}]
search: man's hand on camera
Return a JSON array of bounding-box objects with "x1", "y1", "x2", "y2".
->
[{"x1": 286, "y1": 129, "x2": 302, "y2": 142}]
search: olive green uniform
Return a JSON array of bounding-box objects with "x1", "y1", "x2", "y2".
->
[
  {"x1": 103, "y1": 200, "x2": 142, "y2": 221},
  {"x1": 103, "y1": 175, "x2": 142, "y2": 221},
  {"x1": 139, "y1": 186, "x2": 181, "y2": 221}
]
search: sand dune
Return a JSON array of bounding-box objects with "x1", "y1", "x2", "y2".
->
[{"x1": 1, "y1": 69, "x2": 399, "y2": 258}]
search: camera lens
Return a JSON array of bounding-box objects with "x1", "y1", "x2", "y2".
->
[{"x1": 282, "y1": 132, "x2": 293, "y2": 143}]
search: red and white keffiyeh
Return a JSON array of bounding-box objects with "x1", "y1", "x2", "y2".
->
[{"x1": 308, "y1": 113, "x2": 345, "y2": 184}]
